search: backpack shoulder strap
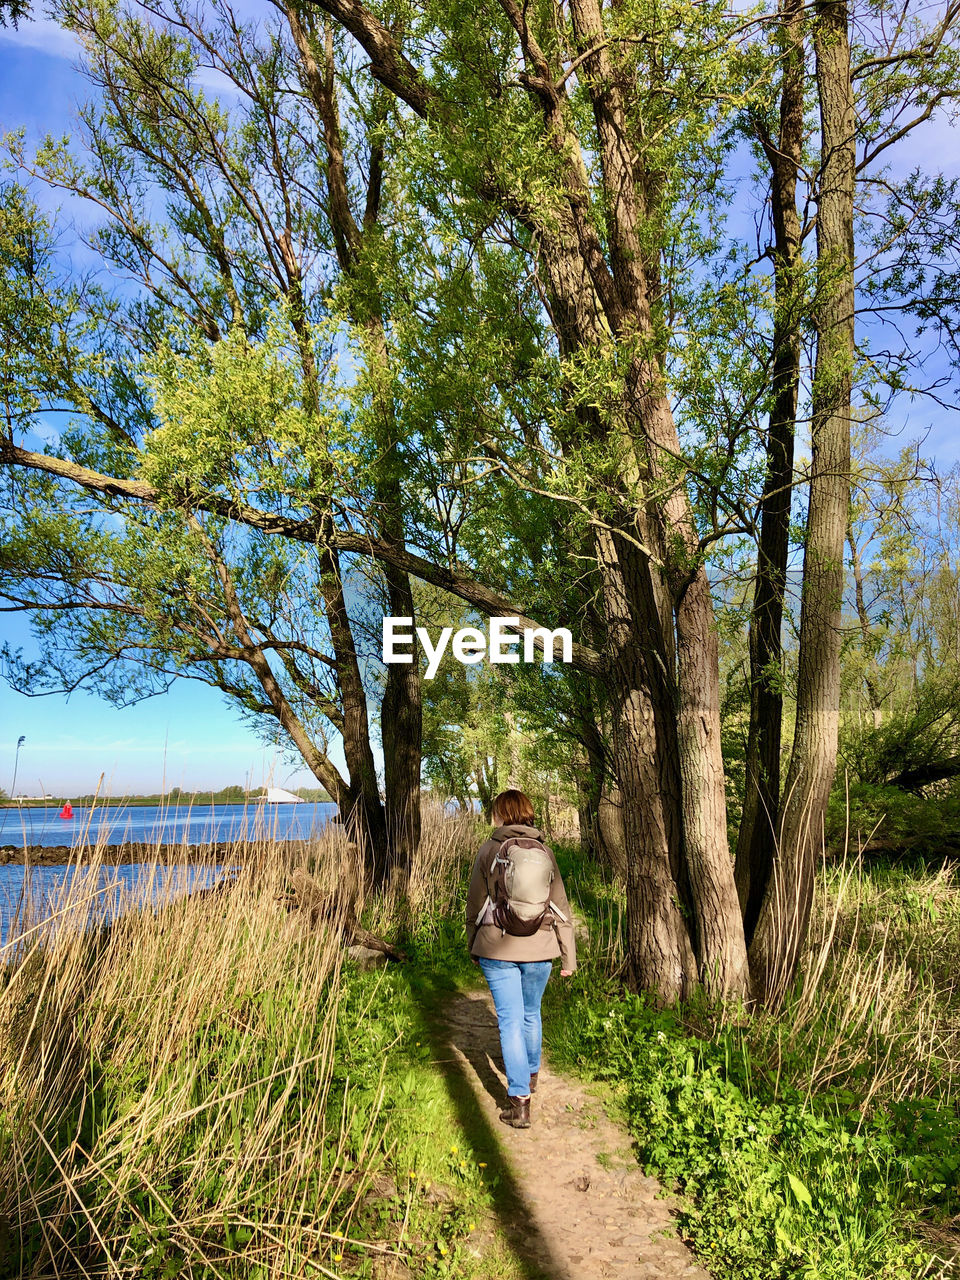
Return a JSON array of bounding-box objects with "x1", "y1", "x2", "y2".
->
[{"x1": 491, "y1": 835, "x2": 518, "y2": 862}]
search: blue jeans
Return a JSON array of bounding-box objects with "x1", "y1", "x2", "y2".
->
[{"x1": 477, "y1": 957, "x2": 553, "y2": 1096}]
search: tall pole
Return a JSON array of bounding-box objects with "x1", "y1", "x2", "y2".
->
[
  {"x1": 0, "y1": 734, "x2": 25, "y2": 837},
  {"x1": 11, "y1": 734, "x2": 25, "y2": 800}
]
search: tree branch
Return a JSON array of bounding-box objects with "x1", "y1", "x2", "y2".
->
[
  {"x1": 305, "y1": 0, "x2": 435, "y2": 119},
  {"x1": 0, "y1": 440, "x2": 605, "y2": 674}
]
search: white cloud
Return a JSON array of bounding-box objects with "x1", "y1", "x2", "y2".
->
[
  {"x1": 190, "y1": 64, "x2": 245, "y2": 100},
  {"x1": 0, "y1": 17, "x2": 80, "y2": 61}
]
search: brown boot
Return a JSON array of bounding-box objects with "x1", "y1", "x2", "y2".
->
[
  {"x1": 499, "y1": 1096, "x2": 531, "y2": 1128},
  {"x1": 529, "y1": 1071, "x2": 539, "y2": 1094}
]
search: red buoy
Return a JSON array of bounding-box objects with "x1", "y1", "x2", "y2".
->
[{"x1": 59, "y1": 802, "x2": 74, "y2": 820}]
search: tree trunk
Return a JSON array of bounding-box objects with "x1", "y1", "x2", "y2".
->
[
  {"x1": 848, "y1": 519, "x2": 885, "y2": 727},
  {"x1": 309, "y1": 0, "x2": 753, "y2": 999},
  {"x1": 596, "y1": 789, "x2": 628, "y2": 881},
  {"x1": 595, "y1": 526, "x2": 697, "y2": 1001},
  {"x1": 288, "y1": 5, "x2": 422, "y2": 888},
  {"x1": 750, "y1": 0, "x2": 854, "y2": 1002},
  {"x1": 735, "y1": 0, "x2": 805, "y2": 942},
  {"x1": 317, "y1": 540, "x2": 391, "y2": 887},
  {"x1": 674, "y1": 568, "x2": 753, "y2": 996},
  {"x1": 365, "y1": 325, "x2": 422, "y2": 890},
  {"x1": 566, "y1": 0, "x2": 750, "y2": 998},
  {"x1": 380, "y1": 548, "x2": 423, "y2": 885},
  {"x1": 571, "y1": 691, "x2": 629, "y2": 879}
]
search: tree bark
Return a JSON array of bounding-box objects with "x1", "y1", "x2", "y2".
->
[
  {"x1": 301, "y1": 0, "x2": 753, "y2": 997},
  {"x1": 735, "y1": 0, "x2": 805, "y2": 942},
  {"x1": 595, "y1": 525, "x2": 697, "y2": 1001},
  {"x1": 750, "y1": 0, "x2": 854, "y2": 1002},
  {"x1": 316, "y1": 538, "x2": 391, "y2": 886},
  {"x1": 847, "y1": 518, "x2": 885, "y2": 727},
  {"x1": 570, "y1": 687, "x2": 628, "y2": 878},
  {"x1": 379, "y1": 556, "x2": 423, "y2": 882},
  {"x1": 596, "y1": 789, "x2": 628, "y2": 881},
  {"x1": 561, "y1": 0, "x2": 750, "y2": 997}
]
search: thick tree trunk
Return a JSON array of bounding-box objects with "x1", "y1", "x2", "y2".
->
[
  {"x1": 571, "y1": 691, "x2": 629, "y2": 879},
  {"x1": 595, "y1": 526, "x2": 697, "y2": 1001},
  {"x1": 566, "y1": 0, "x2": 750, "y2": 998},
  {"x1": 533, "y1": 169, "x2": 748, "y2": 994},
  {"x1": 750, "y1": 0, "x2": 854, "y2": 1002},
  {"x1": 311, "y1": 0, "x2": 752, "y2": 999},
  {"x1": 735, "y1": 0, "x2": 805, "y2": 942},
  {"x1": 363, "y1": 325, "x2": 423, "y2": 888},
  {"x1": 674, "y1": 568, "x2": 753, "y2": 996},
  {"x1": 596, "y1": 789, "x2": 628, "y2": 881}
]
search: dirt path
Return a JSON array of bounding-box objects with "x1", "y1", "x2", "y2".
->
[{"x1": 441, "y1": 990, "x2": 711, "y2": 1280}]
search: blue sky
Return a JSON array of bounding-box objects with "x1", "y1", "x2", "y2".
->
[
  {"x1": 0, "y1": 630, "x2": 310, "y2": 796},
  {"x1": 1, "y1": 8, "x2": 959, "y2": 796},
  {"x1": 0, "y1": 13, "x2": 347, "y2": 796}
]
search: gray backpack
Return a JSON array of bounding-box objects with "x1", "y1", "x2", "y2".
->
[{"x1": 489, "y1": 836, "x2": 558, "y2": 937}]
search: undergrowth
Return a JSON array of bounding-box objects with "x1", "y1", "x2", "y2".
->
[
  {"x1": 0, "y1": 808, "x2": 527, "y2": 1280},
  {"x1": 6, "y1": 806, "x2": 960, "y2": 1280},
  {"x1": 542, "y1": 847, "x2": 960, "y2": 1280}
]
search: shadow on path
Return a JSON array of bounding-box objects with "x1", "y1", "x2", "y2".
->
[
  {"x1": 406, "y1": 968, "x2": 564, "y2": 1280},
  {"x1": 442, "y1": 995, "x2": 504, "y2": 1105},
  {"x1": 404, "y1": 966, "x2": 713, "y2": 1280}
]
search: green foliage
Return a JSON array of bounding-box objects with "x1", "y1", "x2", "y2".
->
[
  {"x1": 415, "y1": 587, "x2": 583, "y2": 818},
  {"x1": 555, "y1": 995, "x2": 940, "y2": 1278},
  {"x1": 142, "y1": 318, "x2": 321, "y2": 503},
  {"x1": 832, "y1": 664, "x2": 960, "y2": 855},
  {"x1": 829, "y1": 780, "x2": 960, "y2": 858},
  {"x1": 0, "y1": 0, "x2": 30, "y2": 26},
  {"x1": 9, "y1": 814, "x2": 960, "y2": 1278},
  {"x1": 540, "y1": 848, "x2": 960, "y2": 1280},
  {"x1": 840, "y1": 672, "x2": 960, "y2": 788},
  {"x1": 0, "y1": 182, "x2": 101, "y2": 433}
]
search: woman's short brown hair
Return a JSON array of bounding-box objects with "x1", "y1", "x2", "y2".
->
[{"x1": 491, "y1": 789, "x2": 536, "y2": 827}]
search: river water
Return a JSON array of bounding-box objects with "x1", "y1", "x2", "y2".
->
[
  {"x1": 0, "y1": 800, "x2": 339, "y2": 849},
  {"x1": 0, "y1": 862, "x2": 230, "y2": 952},
  {"x1": 0, "y1": 801, "x2": 339, "y2": 951}
]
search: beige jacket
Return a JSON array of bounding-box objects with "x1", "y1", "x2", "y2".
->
[{"x1": 465, "y1": 824, "x2": 577, "y2": 971}]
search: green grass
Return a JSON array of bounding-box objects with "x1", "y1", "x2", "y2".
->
[
  {"x1": 314, "y1": 948, "x2": 541, "y2": 1278},
  {"x1": 540, "y1": 846, "x2": 960, "y2": 1280},
  {"x1": 7, "y1": 811, "x2": 960, "y2": 1279}
]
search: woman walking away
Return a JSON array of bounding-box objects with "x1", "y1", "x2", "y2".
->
[{"x1": 466, "y1": 789, "x2": 577, "y2": 1129}]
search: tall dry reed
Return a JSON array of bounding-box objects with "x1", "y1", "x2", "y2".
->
[{"x1": 1, "y1": 820, "x2": 396, "y2": 1278}]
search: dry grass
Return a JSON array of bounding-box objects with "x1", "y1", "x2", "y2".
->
[
  {"x1": 0, "y1": 803, "x2": 472, "y2": 1280},
  {"x1": 746, "y1": 852, "x2": 960, "y2": 1108},
  {"x1": 551, "y1": 820, "x2": 960, "y2": 1113}
]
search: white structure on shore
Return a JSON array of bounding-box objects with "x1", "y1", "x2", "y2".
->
[{"x1": 258, "y1": 787, "x2": 304, "y2": 804}]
